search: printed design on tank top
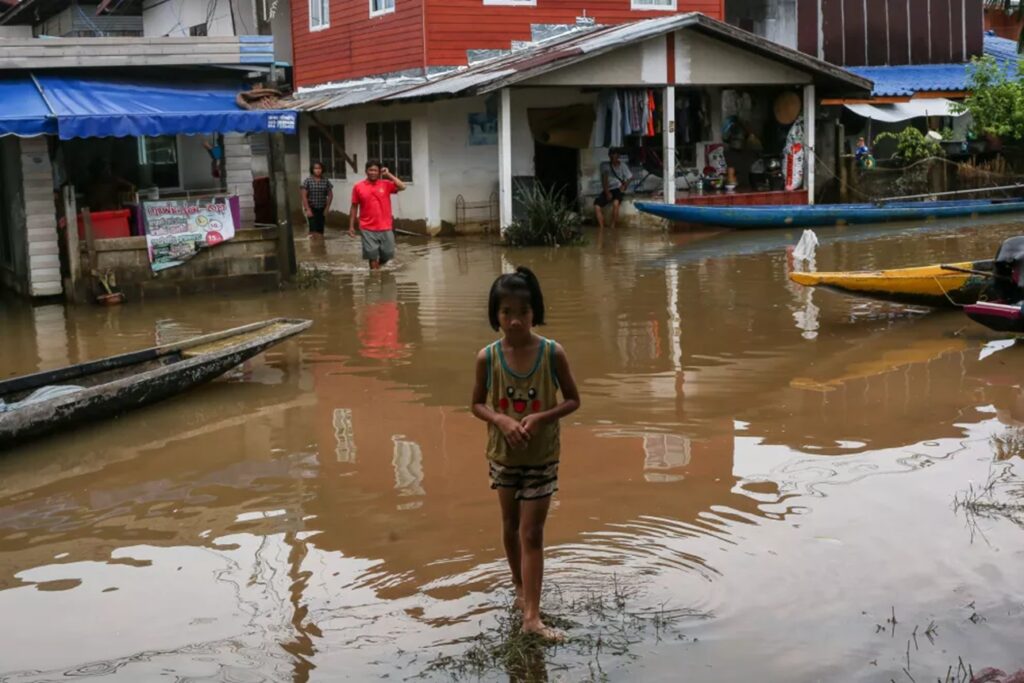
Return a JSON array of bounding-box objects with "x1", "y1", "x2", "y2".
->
[{"x1": 499, "y1": 385, "x2": 541, "y2": 414}]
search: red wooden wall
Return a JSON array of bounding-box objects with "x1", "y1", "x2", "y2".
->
[
  {"x1": 292, "y1": 0, "x2": 724, "y2": 88},
  {"x1": 423, "y1": 0, "x2": 723, "y2": 68},
  {"x1": 795, "y1": 0, "x2": 983, "y2": 67},
  {"x1": 292, "y1": 0, "x2": 427, "y2": 87}
]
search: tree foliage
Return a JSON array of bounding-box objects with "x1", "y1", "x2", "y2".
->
[{"x1": 953, "y1": 56, "x2": 1024, "y2": 140}]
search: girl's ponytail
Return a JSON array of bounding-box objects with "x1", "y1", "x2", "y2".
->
[{"x1": 514, "y1": 266, "x2": 545, "y2": 326}]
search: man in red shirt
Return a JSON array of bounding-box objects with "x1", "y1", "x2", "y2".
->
[{"x1": 348, "y1": 159, "x2": 406, "y2": 270}]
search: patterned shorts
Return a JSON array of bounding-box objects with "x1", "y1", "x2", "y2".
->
[{"x1": 489, "y1": 460, "x2": 559, "y2": 500}]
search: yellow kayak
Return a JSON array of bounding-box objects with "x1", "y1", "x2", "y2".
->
[{"x1": 789, "y1": 260, "x2": 994, "y2": 308}]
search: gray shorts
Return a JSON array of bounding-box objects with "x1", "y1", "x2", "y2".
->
[{"x1": 360, "y1": 229, "x2": 396, "y2": 264}]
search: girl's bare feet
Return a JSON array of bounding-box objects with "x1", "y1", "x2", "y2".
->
[
  {"x1": 513, "y1": 584, "x2": 525, "y2": 611},
  {"x1": 522, "y1": 617, "x2": 564, "y2": 642}
]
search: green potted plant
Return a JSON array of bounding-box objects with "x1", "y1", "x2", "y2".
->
[
  {"x1": 873, "y1": 127, "x2": 945, "y2": 164},
  {"x1": 92, "y1": 268, "x2": 125, "y2": 305}
]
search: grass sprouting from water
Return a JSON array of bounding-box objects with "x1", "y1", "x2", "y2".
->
[
  {"x1": 992, "y1": 428, "x2": 1024, "y2": 462},
  {"x1": 421, "y1": 576, "x2": 709, "y2": 681},
  {"x1": 952, "y1": 431, "x2": 1024, "y2": 542},
  {"x1": 297, "y1": 264, "x2": 330, "y2": 289}
]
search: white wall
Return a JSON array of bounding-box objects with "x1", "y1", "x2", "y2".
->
[
  {"x1": 679, "y1": 31, "x2": 810, "y2": 85},
  {"x1": 142, "y1": 0, "x2": 242, "y2": 37},
  {"x1": 527, "y1": 41, "x2": 662, "y2": 87},
  {"x1": 299, "y1": 102, "x2": 433, "y2": 228},
  {"x1": 526, "y1": 30, "x2": 810, "y2": 88},
  {"x1": 427, "y1": 96, "x2": 498, "y2": 226},
  {"x1": 0, "y1": 25, "x2": 33, "y2": 38},
  {"x1": 299, "y1": 89, "x2": 607, "y2": 229}
]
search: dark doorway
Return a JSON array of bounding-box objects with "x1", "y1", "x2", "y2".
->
[{"x1": 533, "y1": 142, "x2": 579, "y2": 207}]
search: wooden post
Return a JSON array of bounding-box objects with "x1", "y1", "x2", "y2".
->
[
  {"x1": 81, "y1": 207, "x2": 96, "y2": 275},
  {"x1": 836, "y1": 120, "x2": 848, "y2": 203},
  {"x1": 498, "y1": 87, "x2": 513, "y2": 233},
  {"x1": 63, "y1": 185, "x2": 80, "y2": 303},
  {"x1": 270, "y1": 132, "x2": 296, "y2": 281},
  {"x1": 803, "y1": 84, "x2": 816, "y2": 205},
  {"x1": 663, "y1": 85, "x2": 677, "y2": 204}
]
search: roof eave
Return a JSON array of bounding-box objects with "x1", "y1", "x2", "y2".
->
[
  {"x1": 685, "y1": 14, "x2": 873, "y2": 94},
  {"x1": 468, "y1": 13, "x2": 871, "y2": 97}
]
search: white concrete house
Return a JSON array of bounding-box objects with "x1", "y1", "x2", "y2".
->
[{"x1": 290, "y1": 14, "x2": 870, "y2": 234}]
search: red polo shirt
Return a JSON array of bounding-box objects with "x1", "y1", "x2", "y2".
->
[{"x1": 352, "y1": 179, "x2": 398, "y2": 231}]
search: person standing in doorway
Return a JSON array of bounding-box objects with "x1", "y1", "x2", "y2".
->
[
  {"x1": 301, "y1": 161, "x2": 333, "y2": 241},
  {"x1": 348, "y1": 159, "x2": 406, "y2": 270},
  {"x1": 595, "y1": 148, "x2": 632, "y2": 229}
]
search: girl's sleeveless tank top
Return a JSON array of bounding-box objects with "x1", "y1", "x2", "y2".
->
[{"x1": 485, "y1": 337, "x2": 561, "y2": 466}]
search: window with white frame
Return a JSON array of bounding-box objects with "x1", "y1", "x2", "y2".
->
[
  {"x1": 631, "y1": 0, "x2": 676, "y2": 9},
  {"x1": 482, "y1": 0, "x2": 536, "y2": 5},
  {"x1": 366, "y1": 121, "x2": 412, "y2": 181},
  {"x1": 370, "y1": 0, "x2": 395, "y2": 17},
  {"x1": 309, "y1": 0, "x2": 329, "y2": 30}
]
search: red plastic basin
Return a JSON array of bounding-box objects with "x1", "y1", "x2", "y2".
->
[{"x1": 77, "y1": 209, "x2": 131, "y2": 240}]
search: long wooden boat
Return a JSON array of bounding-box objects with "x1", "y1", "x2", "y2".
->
[
  {"x1": 0, "y1": 318, "x2": 312, "y2": 448},
  {"x1": 789, "y1": 260, "x2": 995, "y2": 308},
  {"x1": 635, "y1": 198, "x2": 1024, "y2": 229}
]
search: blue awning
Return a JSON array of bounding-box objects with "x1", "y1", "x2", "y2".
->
[
  {"x1": 0, "y1": 74, "x2": 296, "y2": 140},
  {"x1": 0, "y1": 76, "x2": 56, "y2": 137}
]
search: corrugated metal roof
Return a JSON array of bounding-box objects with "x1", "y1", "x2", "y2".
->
[
  {"x1": 849, "y1": 34, "x2": 1019, "y2": 97},
  {"x1": 287, "y1": 13, "x2": 871, "y2": 112}
]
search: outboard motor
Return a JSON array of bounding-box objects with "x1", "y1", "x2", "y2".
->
[{"x1": 990, "y1": 236, "x2": 1024, "y2": 302}]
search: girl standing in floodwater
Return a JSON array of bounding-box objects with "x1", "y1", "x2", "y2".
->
[{"x1": 471, "y1": 267, "x2": 581, "y2": 640}]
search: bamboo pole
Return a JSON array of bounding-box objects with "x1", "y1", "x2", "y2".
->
[
  {"x1": 81, "y1": 207, "x2": 96, "y2": 274},
  {"x1": 63, "y1": 186, "x2": 80, "y2": 303},
  {"x1": 876, "y1": 183, "x2": 1024, "y2": 203}
]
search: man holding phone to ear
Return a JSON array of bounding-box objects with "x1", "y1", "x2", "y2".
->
[{"x1": 348, "y1": 159, "x2": 406, "y2": 270}]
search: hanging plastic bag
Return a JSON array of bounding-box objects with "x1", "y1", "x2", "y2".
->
[{"x1": 792, "y1": 229, "x2": 819, "y2": 263}]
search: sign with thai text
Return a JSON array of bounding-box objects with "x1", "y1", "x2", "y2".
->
[
  {"x1": 142, "y1": 197, "x2": 236, "y2": 272},
  {"x1": 267, "y1": 112, "x2": 297, "y2": 133}
]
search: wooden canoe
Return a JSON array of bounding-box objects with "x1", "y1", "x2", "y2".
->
[
  {"x1": 635, "y1": 198, "x2": 1024, "y2": 229},
  {"x1": 789, "y1": 260, "x2": 995, "y2": 308},
  {"x1": 0, "y1": 318, "x2": 312, "y2": 448}
]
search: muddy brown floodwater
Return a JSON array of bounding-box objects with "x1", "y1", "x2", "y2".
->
[{"x1": 2, "y1": 220, "x2": 1024, "y2": 682}]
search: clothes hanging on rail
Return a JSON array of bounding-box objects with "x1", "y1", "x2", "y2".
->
[
  {"x1": 593, "y1": 89, "x2": 662, "y2": 144},
  {"x1": 593, "y1": 89, "x2": 624, "y2": 148},
  {"x1": 646, "y1": 90, "x2": 657, "y2": 136}
]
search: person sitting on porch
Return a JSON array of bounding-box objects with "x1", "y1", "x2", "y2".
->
[{"x1": 595, "y1": 149, "x2": 632, "y2": 229}]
